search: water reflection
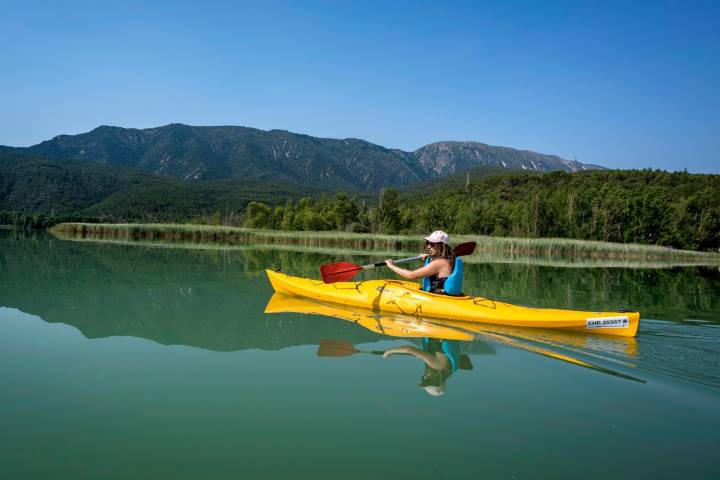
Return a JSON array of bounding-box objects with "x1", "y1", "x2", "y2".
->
[
  {"x1": 265, "y1": 293, "x2": 473, "y2": 340},
  {"x1": 3, "y1": 229, "x2": 719, "y2": 325},
  {"x1": 1, "y1": 230, "x2": 718, "y2": 388},
  {"x1": 266, "y1": 292, "x2": 478, "y2": 396},
  {"x1": 386, "y1": 339, "x2": 465, "y2": 396},
  {"x1": 265, "y1": 293, "x2": 646, "y2": 389}
]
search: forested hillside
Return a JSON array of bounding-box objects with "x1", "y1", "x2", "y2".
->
[{"x1": 0, "y1": 151, "x2": 330, "y2": 228}]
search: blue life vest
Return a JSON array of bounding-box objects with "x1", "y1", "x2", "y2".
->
[{"x1": 421, "y1": 257, "x2": 464, "y2": 295}]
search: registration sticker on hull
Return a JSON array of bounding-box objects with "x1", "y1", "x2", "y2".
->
[{"x1": 586, "y1": 316, "x2": 629, "y2": 329}]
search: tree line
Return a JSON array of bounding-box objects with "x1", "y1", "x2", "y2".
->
[
  {"x1": 242, "y1": 170, "x2": 720, "y2": 251},
  {"x1": 3, "y1": 167, "x2": 718, "y2": 251}
]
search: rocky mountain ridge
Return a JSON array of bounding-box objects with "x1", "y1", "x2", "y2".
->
[{"x1": 15, "y1": 123, "x2": 603, "y2": 190}]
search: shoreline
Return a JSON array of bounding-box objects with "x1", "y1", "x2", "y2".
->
[{"x1": 47, "y1": 222, "x2": 720, "y2": 268}]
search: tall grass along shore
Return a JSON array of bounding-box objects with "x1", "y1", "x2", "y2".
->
[{"x1": 50, "y1": 223, "x2": 720, "y2": 267}]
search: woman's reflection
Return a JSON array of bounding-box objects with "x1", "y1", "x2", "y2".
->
[{"x1": 383, "y1": 338, "x2": 463, "y2": 396}]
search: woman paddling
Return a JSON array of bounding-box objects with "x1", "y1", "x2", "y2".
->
[{"x1": 385, "y1": 230, "x2": 461, "y2": 295}]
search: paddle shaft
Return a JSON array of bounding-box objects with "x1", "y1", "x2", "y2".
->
[
  {"x1": 325, "y1": 256, "x2": 423, "y2": 278},
  {"x1": 359, "y1": 255, "x2": 422, "y2": 271},
  {"x1": 342, "y1": 348, "x2": 419, "y2": 358},
  {"x1": 360, "y1": 349, "x2": 394, "y2": 356}
]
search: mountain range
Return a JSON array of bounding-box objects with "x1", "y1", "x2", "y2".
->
[{"x1": 7, "y1": 123, "x2": 603, "y2": 191}]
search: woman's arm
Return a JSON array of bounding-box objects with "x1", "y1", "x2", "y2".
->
[
  {"x1": 385, "y1": 258, "x2": 440, "y2": 280},
  {"x1": 383, "y1": 345, "x2": 448, "y2": 370}
]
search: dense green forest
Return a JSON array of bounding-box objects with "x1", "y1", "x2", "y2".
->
[{"x1": 241, "y1": 170, "x2": 720, "y2": 251}]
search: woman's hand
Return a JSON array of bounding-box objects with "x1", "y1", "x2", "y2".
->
[
  {"x1": 385, "y1": 259, "x2": 395, "y2": 267},
  {"x1": 420, "y1": 253, "x2": 429, "y2": 261}
]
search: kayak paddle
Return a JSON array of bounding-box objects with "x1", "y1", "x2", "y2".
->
[
  {"x1": 320, "y1": 241, "x2": 476, "y2": 283},
  {"x1": 317, "y1": 339, "x2": 474, "y2": 370}
]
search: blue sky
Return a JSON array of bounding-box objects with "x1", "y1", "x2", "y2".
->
[{"x1": 1, "y1": 0, "x2": 718, "y2": 172}]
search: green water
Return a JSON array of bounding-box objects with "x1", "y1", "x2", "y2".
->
[{"x1": 1, "y1": 230, "x2": 719, "y2": 479}]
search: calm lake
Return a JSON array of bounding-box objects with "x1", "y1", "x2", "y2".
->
[{"x1": 1, "y1": 230, "x2": 719, "y2": 479}]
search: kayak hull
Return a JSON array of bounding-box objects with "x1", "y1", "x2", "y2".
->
[{"x1": 265, "y1": 270, "x2": 640, "y2": 337}]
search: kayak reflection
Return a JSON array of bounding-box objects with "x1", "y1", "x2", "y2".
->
[
  {"x1": 265, "y1": 293, "x2": 474, "y2": 341},
  {"x1": 265, "y1": 293, "x2": 645, "y2": 385},
  {"x1": 266, "y1": 293, "x2": 476, "y2": 396}
]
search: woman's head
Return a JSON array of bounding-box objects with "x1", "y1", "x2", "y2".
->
[
  {"x1": 424, "y1": 230, "x2": 454, "y2": 262},
  {"x1": 419, "y1": 365, "x2": 449, "y2": 396},
  {"x1": 426, "y1": 241, "x2": 454, "y2": 262}
]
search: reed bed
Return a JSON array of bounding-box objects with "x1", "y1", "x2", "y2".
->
[{"x1": 50, "y1": 222, "x2": 720, "y2": 266}]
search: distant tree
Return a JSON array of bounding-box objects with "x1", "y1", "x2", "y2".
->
[
  {"x1": 243, "y1": 202, "x2": 274, "y2": 229},
  {"x1": 326, "y1": 192, "x2": 359, "y2": 230},
  {"x1": 377, "y1": 188, "x2": 401, "y2": 234}
]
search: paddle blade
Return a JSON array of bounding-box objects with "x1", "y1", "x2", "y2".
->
[
  {"x1": 320, "y1": 261, "x2": 362, "y2": 283},
  {"x1": 316, "y1": 339, "x2": 360, "y2": 357},
  {"x1": 454, "y1": 241, "x2": 477, "y2": 257}
]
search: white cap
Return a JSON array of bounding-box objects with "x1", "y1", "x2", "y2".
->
[
  {"x1": 423, "y1": 385, "x2": 445, "y2": 396},
  {"x1": 424, "y1": 230, "x2": 449, "y2": 244}
]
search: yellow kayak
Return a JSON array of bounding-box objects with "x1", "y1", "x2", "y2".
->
[{"x1": 265, "y1": 270, "x2": 640, "y2": 337}]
